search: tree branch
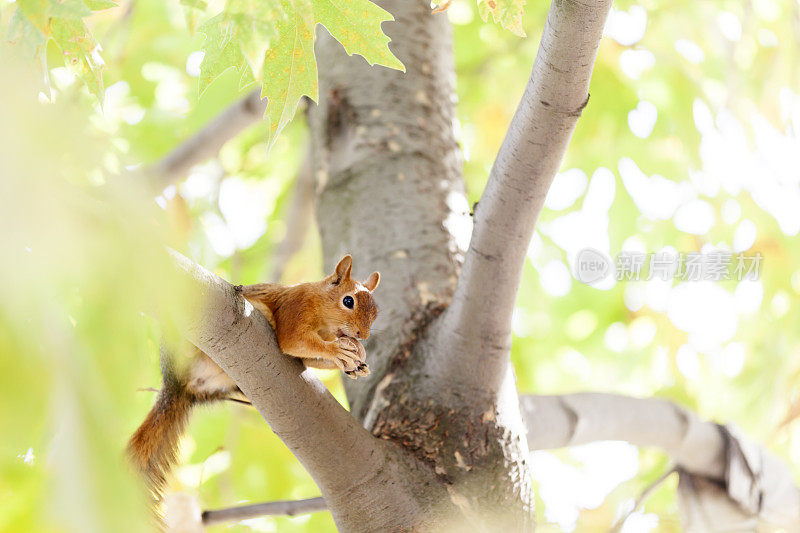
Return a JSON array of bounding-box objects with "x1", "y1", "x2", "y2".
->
[
  {"x1": 168, "y1": 250, "x2": 448, "y2": 530},
  {"x1": 521, "y1": 393, "x2": 800, "y2": 528},
  {"x1": 202, "y1": 497, "x2": 327, "y2": 526},
  {"x1": 521, "y1": 393, "x2": 726, "y2": 478},
  {"x1": 430, "y1": 0, "x2": 613, "y2": 395},
  {"x1": 148, "y1": 88, "x2": 265, "y2": 185}
]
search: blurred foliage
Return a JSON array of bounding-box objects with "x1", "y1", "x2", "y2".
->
[
  {"x1": 2, "y1": 0, "x2": 800, "y2": 532},
  {"x1": 6, "y1": 0, "x2": 404, "y2": 151},
  {"x1": 8, "y1": 0, "x2": 115, "y2": 98}
]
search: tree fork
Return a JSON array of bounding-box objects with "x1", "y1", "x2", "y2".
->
[{"x1": 308, "y1": 0, "x2": 537, "y2": 527}]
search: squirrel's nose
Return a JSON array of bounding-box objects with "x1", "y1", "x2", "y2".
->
[{"x1": 358, "y1": 331, "x2": 368, "y2": 340}]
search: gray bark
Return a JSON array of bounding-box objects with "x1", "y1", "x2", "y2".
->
[
  {"x1": 521, "y1": 393, "x2": 726, "y2": 478},
  {"x1": 307, "y1": 0, "x2": 612, "y2": 528},
  {"x1": 169, "y1": 251, "x2": 450, "y2": 531},
  {"x1": 202, "y1": 497, "x2": 326, "y2": 525},
  {"x1": 308, "y1": 0, "x2": 533, "y2": 527},
  {"x1": 429, "y1": 0, "x2": 613, "y2": 396},
  {"x1": 149, "y1": 0, "x2": 794, "y2": 530},
  {"x1": 310, "y1": 0, "x2": 466, "y2": 416},
  {"x1": 521, "y1": 393, "x2": 800, "y2": 530},
  {"x1": 192, "y1": 391, "x2": 800, "y2": 529}
]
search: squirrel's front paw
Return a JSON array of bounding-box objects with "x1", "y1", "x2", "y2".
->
[
  {"x1": 333, "y1": 337, "x2": 362, "y2": 373},
  {"x1": 345, "y1": 362, "x2": 370, "y2": 379}
]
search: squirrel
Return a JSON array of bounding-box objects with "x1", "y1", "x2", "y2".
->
[{"x1": 127, "y1": 254, "x2": 380, "y2": 504}]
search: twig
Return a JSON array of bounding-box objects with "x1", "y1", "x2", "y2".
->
[
  {"x1": 224, "y1": 396, "x2": 252, "y2": 406},
  {"x1": 202, "y1": 497, "x2": 327, "y2": 525},
  {"x1": 609, "y1": 466, "x2": 677, "y2": 533}
]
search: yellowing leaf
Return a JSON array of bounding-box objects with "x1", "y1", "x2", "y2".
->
[
  {"x1": 314, "y1": 0, "x2": 404, "y2": 72},
  {"x1": 261, "y1": 0, "x2": 404, "y2": 148},
  {"x1": 197, "y1": 13, "x2": 252, "y2": 93},
  {"x1": 260, "y1": 0, "x2": 318, "y2": 148},
  {"x1": 10, "y1": 0, "x2": 108, "y2": 99},
  {"x1": 50, "y1": 17, "x2": 104, "y2": 99},
  {"x1": 478, "y1": 0, "x2": 526, "y2": 37},
  {"x1": 197, "y1": 0, "x2": 278, "y2": 92}
]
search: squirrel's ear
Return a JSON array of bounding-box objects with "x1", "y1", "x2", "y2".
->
[
  {"x1": 363, "y1": 271, "x2": 380, "y2": 292},
  {"x1": 332, "y1": 255, "x2": 353, "y2": 284}
]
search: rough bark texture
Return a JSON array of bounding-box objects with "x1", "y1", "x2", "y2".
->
[
  {"x1": 310, "y1": 1, "x2": 466, "y2": 415},
  {"x1": 168, "y1": 246, "x2": 800, "y2": 530},
  {"x1": 169, "y1": 251, "x2": 451, "y2": 531},
  {"x1": 308, "y1": 0, "x2": 538, "y2": 528},
  {"x1": 148, "y1": 0, "x2": 800, "y2": 531},
  {"x1": 149, "y1": 0, "x2": 799, "y2": 530}
]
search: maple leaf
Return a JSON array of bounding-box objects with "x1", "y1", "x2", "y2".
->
[
  {"x1": 9, "y1": 0, "x2": 112, "y2": 99},
  {"x1": 197, "y1": 0, "x2": 278, "y2": 92},
  {"x1": 197, "y1": 0, "x2": 404, "y2": 150},
  {"x1": 262, "y1": 0, "x2": 404, "y2": 147},
  {"x1": 478, "y1": 0, "x2": 526, "y2": 37}
]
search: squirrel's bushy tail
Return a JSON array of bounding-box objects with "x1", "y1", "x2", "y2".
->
[
  {"x1": 127, "y1": 353, "x2": 193, "y2": 503},
  {"x1": 128, "y1": 344, "x2": 238, "y2": 508}
]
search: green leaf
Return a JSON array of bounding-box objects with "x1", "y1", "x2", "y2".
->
[
  {"x1": 6, "y1": 9, "x2": 45, "y2": 58},
  {"x1": 50, "y1": 16, "x2": 104, "y2": 99},
  {"x1": 314, "y1": 0, "x2": 405, "y2": 71},
  {"x1": 84, "y1": 0, "x2": 118, "y2": 10},
  {"x1": 197, "y1": 13, "x2": 251, "y2": 93},
  {"x1": 197, "y1": 0, "x2": 404, "y2": 151},
  {"x1": 259, "y1": 0, "x2": 318, "y2": 148},
  {"x1": 180, "y1": 0, "x2": 209, "y2": 33},
  {"x1": 197, "y1": 0, "x2": 278, "y2": 92},
  {"x1": 260, "y1": 0, "x2": 405, "y2": 148},
  {"x1": 11, "y1": 0, "x2": 106, "y2": 99},
  {"x1": 478, "y1": 0, "x2": 526, "y2": 37}
]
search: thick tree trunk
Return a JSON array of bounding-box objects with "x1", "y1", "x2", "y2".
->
[
  {"x1": 308, "y1": 0, "x2": 535, "y2": 528},
  {"x1": 155, "y1": 0, "x2": 800, "y2": 529}
]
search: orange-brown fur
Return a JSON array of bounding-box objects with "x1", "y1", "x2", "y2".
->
[
  {"x1": 240, "y1": 254, "x2": 379, "y2": 374},
  {"x1": 127, "y1": 345, "x2": 238, "y2": 506},
  {"x1": 128, "y1": 255, "x2": 380, "y2": 507}
]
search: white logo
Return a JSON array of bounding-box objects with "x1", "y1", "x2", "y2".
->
[{"x1": 575, "y1": 248, "x2": 612, "y2": 285}]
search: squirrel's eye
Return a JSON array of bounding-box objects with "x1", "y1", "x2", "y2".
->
[{"x1": 343, "y1": 296, "x2": 354, "y2": 309}]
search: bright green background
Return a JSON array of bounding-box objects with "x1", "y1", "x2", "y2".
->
[{"x1": 1, "y1": 0, "x2": 799, "y2": 531}]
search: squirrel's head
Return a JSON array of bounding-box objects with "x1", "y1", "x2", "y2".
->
[{"x1": 323, "y1": 255, "x2": 380, "y2": 341}]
